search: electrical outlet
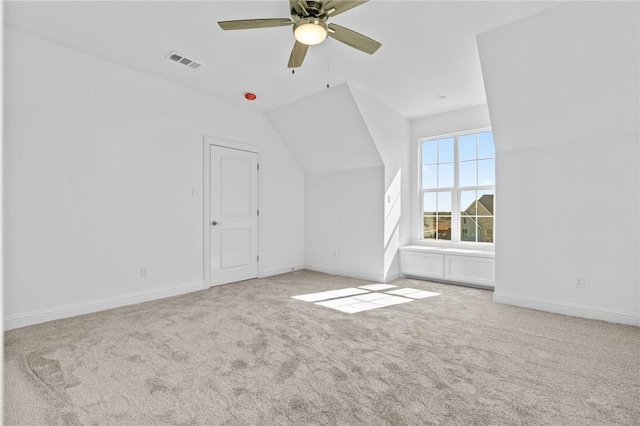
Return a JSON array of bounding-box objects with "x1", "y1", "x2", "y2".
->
[
  {"x1": 575, "y1": 276, "x2": 584, "y2": 288},
  {"x1": 141, "y1": 267, "x2": 149, "y2": 278}
]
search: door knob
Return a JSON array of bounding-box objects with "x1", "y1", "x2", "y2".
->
[{"x1": 211, "y1": 221, "x2": 218, "y2": 226}]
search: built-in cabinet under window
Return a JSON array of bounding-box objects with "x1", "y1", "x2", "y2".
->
[{"x1": 400, "y1": 246, "x2": 495, "y2": 288}]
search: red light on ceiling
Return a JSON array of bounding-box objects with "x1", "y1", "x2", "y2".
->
[{"x1": 244, "y1": 92, "x2": 257, "y2": 101}]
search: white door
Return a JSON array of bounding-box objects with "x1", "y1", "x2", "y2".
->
[{"x1": 209, "y1": 145, "x2": 259, "y2": 286}]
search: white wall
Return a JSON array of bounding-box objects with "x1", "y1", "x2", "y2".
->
[
  {"x1": 350, "y1": 85, "x2": 412, "y2": 280},
  {"x1": 268, "y1": 83, "x2": 411, "y2": 282},
  {"x1": 478, "y1": 1, "x2": 639, "y2": 325},
  {"x1": 305, "y1": 167, "x2": 385, "y2": 282},
  {"x1": 410, "y1": 105, "x2": 492, "y2": 244},
  {"x1": 4, "y1": 29, "x2": 305, "y2": 329}
]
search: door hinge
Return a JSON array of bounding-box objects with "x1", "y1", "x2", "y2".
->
[
  {"x1": 257, "y1": 209, "x2": 260, "y2": 216},
  {"x1": 257, "y1": 255, "x2": 259, "y2": 262},
  {"x1": 257, "y1": 164, "x2": 260, "y2": 171}
]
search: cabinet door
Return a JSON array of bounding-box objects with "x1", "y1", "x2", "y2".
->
[
  {"x1": 401, "y1": 251, "x2": 444, "y2": 279},
  {"x1": 444, "y1": 255, "x2": 494, "y2": 287}
]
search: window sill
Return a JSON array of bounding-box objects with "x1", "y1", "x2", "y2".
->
[{"x1": 401, "y1": 244, "x2": 494, "y2": 259}]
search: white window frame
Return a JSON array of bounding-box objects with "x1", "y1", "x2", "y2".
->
[{"x1": 418, "y1": 127, "x2": 495, "y2": 246}]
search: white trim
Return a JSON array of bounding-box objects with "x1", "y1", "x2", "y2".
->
[
  {"x1": 4, "y1": 281, "x2": 207, "y2": 331},
  {"x1": 384, "y1": 270, "x2": 401, "y2": 283},
  {"x1": 401, "y1": 274, "x2": 494, "y2": 290},
  {"x1": 262, "y1": 264, "x2": 306, "y2": 278},
  {"x1": 203, "y1": 136, "x2": 263, "y2": 288},
  {"x1": 418, "y1": 128, "x2": 495, "y2": 244},
  {"x1": 409, "y1": 239, "x2": 495, "y2": 251},
  {"x1": 305, "y1": 264, "x2": 385, "y2": 283},
  {"x1": 494, "y1": 292, "x2": 640, "y2": 326},
  {"x1": 400, "y1": 244, "x2": 494, "y2": 258},
  {"x1": 418, "y1": 127, "x2": 493, "y2": 145}
]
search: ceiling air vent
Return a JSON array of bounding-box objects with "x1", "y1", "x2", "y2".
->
[{"x1": 166, "y1": 51, "x2": 202, "y2": 69}]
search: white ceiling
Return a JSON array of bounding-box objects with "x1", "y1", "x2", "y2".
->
[{"x1": 4, "y1": 1, "x2": 561, "y2": 119}]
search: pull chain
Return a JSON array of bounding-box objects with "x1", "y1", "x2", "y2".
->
[{"x1": 326, "y1": 56, "x2": 330, "y2": 88}]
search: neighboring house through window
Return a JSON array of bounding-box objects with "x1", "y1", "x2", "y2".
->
[{"x1": 420, "y1": 130, "x2": 495, "y2": 243}]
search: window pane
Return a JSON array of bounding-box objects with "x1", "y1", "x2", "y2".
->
[
  {"x1": 438, "y1": 138, "x2": 454, "y2": 163},
  {"x1": 477, "y1": 216, "x2": 494, "y2": 242},
  {"x1": 478, "y1": 132, "x2": 495, "y2": 159},
  {"x1": 437, "y1": 191, "x2": 451, "y2": 215},
  {"x1": 422, "y1": 140, "x2": 437, "y2": 165},
  {"x1": 422, "y1": 165, "x2": 437, "y2": 189},
  {"x1": 476, "y1": 190, "x2": 494, "y2": 216},
  {"x1": 460, "y1": 190, "x2": 477, "y2": 216},
  {"x1": 423, "y1": 192, "x2": 437, "y2": 215},
  {"x1": 438, "y1": 163, "x2": 454, "y2": 188},
  {"x1": 423, "y1": 216, "x2": 436, "y2": 239},
  {"x1": 459, "y1": 134, "x2": 476, "y2": 161},
  {"x1": 437, "y1": 216, "x2": 451, "y2": 240},
  {"x1": 419, "y1": 130, "x2": 495, "y2": 244},
  {"x1": 460, "y1": 216, "x2": 477, "y2": 242},
  {"x1": 459, "y1": 160, "x2": 476, "y2": 187},
  {"x1": 478, "y1": 159, "x2": 495, "y2": 186}
]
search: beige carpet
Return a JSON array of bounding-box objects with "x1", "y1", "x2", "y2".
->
[{"x1": 4, "y1": 270, "x2": 640, "y2": 425}]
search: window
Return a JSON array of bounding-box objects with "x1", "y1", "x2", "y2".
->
[{"x1": 420, "y1": 130, "x2": 495, "y2": 243}]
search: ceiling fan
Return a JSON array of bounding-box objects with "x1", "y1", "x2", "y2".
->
[{"x1": 218, "y1": 0, "x2": 381, "y2": 68}]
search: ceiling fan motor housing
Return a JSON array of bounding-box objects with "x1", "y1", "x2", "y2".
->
[{"x1": 292, "y1": 1, "x2": 326, "y2": 19}]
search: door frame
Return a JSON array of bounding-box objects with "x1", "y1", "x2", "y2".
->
[{"x1": 203, "y1": 136, "x2": 263, "y2": 287}]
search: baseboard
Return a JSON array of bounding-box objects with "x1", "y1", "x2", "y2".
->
[
  {"x1": 402, "y1": 274, "x2": 494, "y2": 290},
  {"x1": 384, "y1": 270, "x2": 401, "y2": 283},
  {"x1": 4, "y1": 281, "x2": 207, "y2": 331},
  {"x1": 493, "y1": 292, "x2": 640, "y2": 326},
  {"x1": 261, "y1": 264, "x2": 306, "y2": 278},
  {"x1": 305, "y1": 264, "x2": 384, "y2": 283}
]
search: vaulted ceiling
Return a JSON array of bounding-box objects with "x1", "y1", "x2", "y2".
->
[{"x1": 5, "y1": 1, "x2": 560, "y2": 119}]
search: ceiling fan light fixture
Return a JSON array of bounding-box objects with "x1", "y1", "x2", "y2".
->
[
  {"x1": 294, "y1": 18, "x2": 327, "y2": 46},
  {"x1": 217, "y1": 0, "x2": 380, "y2": 68}
]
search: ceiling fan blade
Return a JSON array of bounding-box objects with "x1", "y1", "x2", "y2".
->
[
  {"x1": 324, "y1": 0, "x2": 368, "y2": 17},
  {"x1": 327, "y1": 23, "x2": 381, "y2": 55},
  {"x1": 288, "y1": 41, "x2": 309, "y2": 68},
  {"x1": 290, "y1": 0, "x2": 309, "y2": 16},
  {"x1": 218, "y1": 18, "x2": 293, "y2": 30}
]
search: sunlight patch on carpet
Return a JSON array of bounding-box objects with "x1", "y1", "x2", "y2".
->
[
  {"x1": 291, "y1": 291, "x2": 341, "y2": 302},
  {"x1": 358, "y1": 284, "x2": 397, "y2": 291},
  {"x1": 328, "y1": 301, "x2": 381, "y2": 313},
  {"x1": 292, "y1": 285, "x2": 439, "y2": 314},
  {"x1": 386, "y1": 288, "x2": 441, "y2": 299},
  {"x1": 291, "y1": 287, "x2": 369, "y2": 302}
]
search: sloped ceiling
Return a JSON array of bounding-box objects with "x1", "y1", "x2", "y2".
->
[
  {"x1": 349, "y1": 85, "x2": 410, "y2": 174},
  {"x1": 266, "y1": 83, "x2": 382, "y2": 174},
  {"x1": 4, "y1": 1, "x2": 562, "y2": 119}
]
